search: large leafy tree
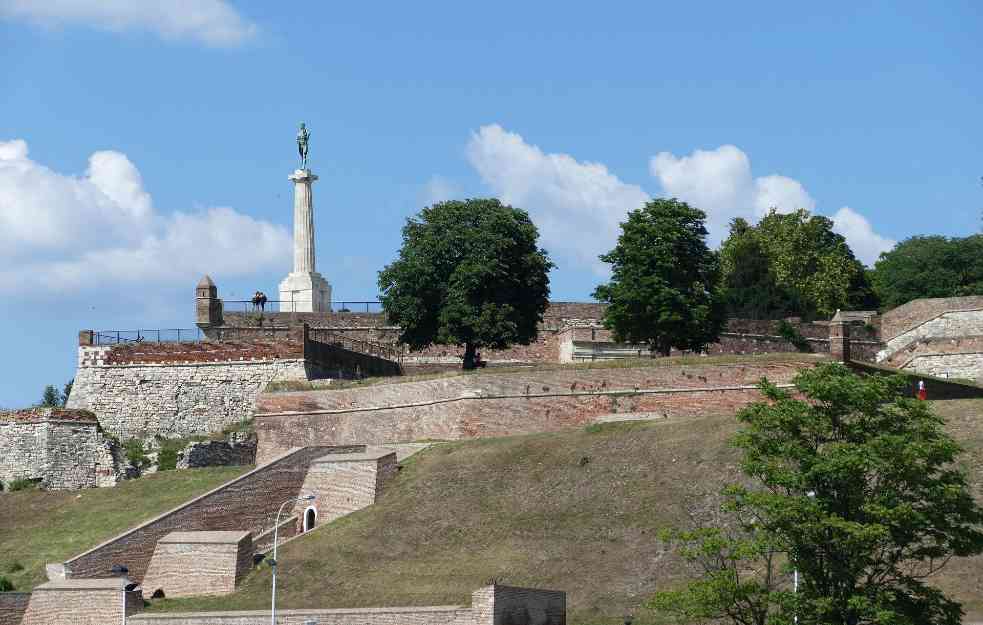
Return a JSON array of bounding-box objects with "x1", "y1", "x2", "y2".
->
[
  {"x1": 871, "y1": 235, "x2": 983, "y2": 310},
  {"x1": 720, "y1": 209, "x2": 877, "y2": 318},
  {"x1": 378, "y1": 198, "x2": 554, "y2": 369},
  {"x1": 719, "y1": 218, "x2": 806, "y2": 319},
  {"x1": 654, "y1": 364, "x2": 983, "y2": 625},
  {"x1": 592, "y1": 198, "x2": 725, "y2": 356}
]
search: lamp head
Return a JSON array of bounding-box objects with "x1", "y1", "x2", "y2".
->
[{"x1": 300, "y1": 494, "x2": 316, "y2": 501}]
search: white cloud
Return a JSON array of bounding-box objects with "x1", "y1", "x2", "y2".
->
[
  {"x1": 650, "y1": 145, "x2": 817, "y2": 243},
  {"x1": 466, "y1": 124, "x2": 650, "y2": 274},
  {"x1": 832, "y1": 206, "x2": 896, "y2": 265},
  {"x1": 0, "y1": 138, "x2": 290, "y2": 294},
  {"x1": 0, "y1": 0, "x2": 257, "y2": 47},
  {"x1": 422, "y1": 175, "x2": 460, "y2": 205}
]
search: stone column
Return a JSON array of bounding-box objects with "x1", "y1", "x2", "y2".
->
[
  {"x1": 290, "y1": 169, "x2": 318, "y2": 273},
  {"x1": 829, "y1": 312, "x2": 851, "y2": 363}
]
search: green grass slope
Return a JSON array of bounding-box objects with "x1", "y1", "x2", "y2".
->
[
  {"x1": 0, "y1": 466, "x2": 248, "y2": 591},
  {"x1": 148, "y1": 399, "x2": 983, "y2": 624}
]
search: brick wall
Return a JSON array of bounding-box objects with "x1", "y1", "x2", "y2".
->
[
  {"x1": 67, "y1": 346, "x2": 310, "y2": 439},
  {"x1": 62, "y1": 446, "x2": 356, "y2": 584},
  {"x1": 296, "y1": 449, "x2": 398, "y2": 527},
  {"x1": 0, "y1": 410, "x2": 121, "y2": 490},
  {"x1": 21, "y1": 579, "x2": 142, "y2": 625},
  {"x1": 0, "y1": 593, "x2": 29, "y2": 625},
  {"x1": 254, "y1": 361, "x2": 812, "y2": 463},
  {"x1": 127, "y1": 584, "x2": 563, "y2": 625},
  {"x1": 142, "y1": 532, "x2": 253, "y2": 599}
]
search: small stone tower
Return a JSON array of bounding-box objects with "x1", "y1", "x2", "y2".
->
[
  {"x1": 829, "y1": 310, "x2": 851, "y2": 363},
  {"x1": 196, "y1": 275, "x2": 223, "y2": 329}
]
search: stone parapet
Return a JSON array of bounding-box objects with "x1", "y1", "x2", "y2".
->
[
  {"x1": 22, "y1": 578, "x2": 142, "y2": 625},
  {"x1": 142, "y1": 531, "x2": 253, "y2": 599}
]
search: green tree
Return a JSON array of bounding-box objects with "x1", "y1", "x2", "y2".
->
[
  {"x1": 719, "y1": 218, "x2": 805, "y2": 319},
  {"x1": 378, "y1": 198, "x2": 554, "y2": 369},
  {"x1": 720, "y1": 209, "x2": 876, "y2": 318},
  {"x1": 654, "y1": 364, "x2": 983, "y2": 625},
  {"x1": 62, "y1": 378, "x2": 74, "y2": 406},
  {"x1": 592, "y1": 198, "x2": 725, "y2": 356},
  {"x1": 39, "y1": 384, "x2": 62, "y2": 407},
  {"x1": 871, "y1": 235, "x2": 983, "y2": 310}
]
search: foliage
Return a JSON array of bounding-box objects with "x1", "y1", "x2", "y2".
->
[
  {"x1": 156, "y1": 439, "x2": 184, "y2": 472},
  {"x1": 0, "y1": 576, "x2": 12, "y2": 592},
  {"x1": 871, "y1": 235, "x2": 983, "y2": 310},
  {"x1": 38, "y1": 385, "x2": 62, "y2": 407},
  {"x1": 378, "y1": 198, "x2": 554, "y2": 369},
  {"x1": 593, "y1": 198, "x2": 726, "y2": 356},
  {"x1": 720, "y1": 210, "x2": 877, "y2": 318},
  {"x1": 7, "y1": 479, "x2": 37, "y2": 492},
  {"x1": 776, "y1": 320, "x2": 812, "y2": 352},
  {"x1": 123, "y1": 439, "x2": 152, "y2": 471},
  {"x1": 655, "y1": 363, "x2": 983, "y2": 625},
  {"x1": 62, "y1": 378, "x2": 73, "y2": 405}
]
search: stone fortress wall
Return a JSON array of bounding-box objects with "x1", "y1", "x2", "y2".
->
[{"x1": 0, "y1": 409, "x2": 123, "y2": 490}]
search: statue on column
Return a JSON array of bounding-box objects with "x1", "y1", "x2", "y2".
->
[{"x1": 297, "y1": 122, "x2": 311, "y2": 170}]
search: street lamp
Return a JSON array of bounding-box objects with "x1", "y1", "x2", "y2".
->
[
  {"x1": 271, "y1": 494, "x2": 315, "y2": 625},
  {"x1": 794, "y1": 490, "x2": 817, "y2": 625}
]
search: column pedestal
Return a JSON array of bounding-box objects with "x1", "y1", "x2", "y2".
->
[{"x1": 278, "y1": 168, "x2": 332, "y2": 312}]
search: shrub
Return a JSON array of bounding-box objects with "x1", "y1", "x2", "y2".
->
[
  {"x1": 156, "y1": 438, "x2": 188, "y2": 472},
  {"x1": 6, "y1": 562, "x2": 24, "y2": 573},
  {"x1": 8, "y1": 478, "x2": 38, "y2": 492},
  {"x1": 776, "y1": 320, "x2": 812, "y2": 352},
  {"x1": 124, "y1": 439, "x2": 151, "y2": 471},
  {"x1": 0, "y1": 576, "x2": 13, "y2": 592}
]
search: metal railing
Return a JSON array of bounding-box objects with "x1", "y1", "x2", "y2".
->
[
  {"x1": 210, "y1": 326, "x2": 292, "y2": 341},
  {"x1": 223, "y1": 300, "x2": 383, "y2": 314},
  {"x1": 93, "y1": 328, "x2": 203, "y2": 345},
  {"x1": 308, "y1": 328, "x2": 403, "y2": 364}
]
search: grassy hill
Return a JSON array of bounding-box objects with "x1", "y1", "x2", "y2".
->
[
  {"x1": 0, "y1": 466, "x2": 248, "y2": 591},
  {"x1": 147, "y1": 399, "x2": 983, "y2": 624}
]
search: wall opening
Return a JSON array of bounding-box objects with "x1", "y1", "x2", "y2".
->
[{"x1": 304, "y1": 506, "x2": 317, "y2": 532}]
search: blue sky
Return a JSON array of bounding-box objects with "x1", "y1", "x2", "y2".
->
[{"x1": 0, "y1": 0, "x2": 980, "y2": 407}]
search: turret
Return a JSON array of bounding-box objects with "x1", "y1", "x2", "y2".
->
[{"x1": 195, "y1": 275, "x2": 223, "y2": 329}]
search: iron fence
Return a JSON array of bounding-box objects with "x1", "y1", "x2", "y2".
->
[
  {"x1": 93, "y1": 328, "x2": 203, "y2": 345},
  {"x1": 223, "y1": 300, "x2": 383, "y2": 314}
]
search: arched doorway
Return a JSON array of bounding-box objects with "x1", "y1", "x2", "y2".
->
[{"x1": 304, "y1": 506, "x2": 317, "y2": 532}]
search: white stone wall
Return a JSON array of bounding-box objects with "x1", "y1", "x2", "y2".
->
[
  {"x1": 902, "y1": 352, "x2": 983, "y2": 382},
  {"x1": 0, "y1": 419, "x2": 121, "y2": 490},
  {"x1": 878, "y1": 310, "x2": 983, "y2": 362},
  {"x1": 67, "y1": 356, "x2": 309, "y2": 439}
]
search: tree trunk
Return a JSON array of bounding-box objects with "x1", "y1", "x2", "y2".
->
[{"x1": 463, "y1": 342, "x2": 477, "y2": 370}]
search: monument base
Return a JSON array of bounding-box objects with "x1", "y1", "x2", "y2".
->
[{"x1": 278, "y1": 271, "x2": 332, "y2": 313}]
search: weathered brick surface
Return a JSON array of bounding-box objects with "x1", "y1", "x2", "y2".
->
[
  {"x1": 126, "y1": 584, "x2": 562, "y2": 625},
  {"x1": 296, "y1": 449, "x2": 398, "y2": 527},
  {"x1": 255, "y1": 362, "x2": 812, "y2": 463},
  {"x1": 0, "y1": 593, "x2": 29, "y2": 625},
  {"x1": 142, "y1": 532, "x2": 253, "y2": 598},
  {"x1": 879, "y1": 309, "x2": 983, "y2": 363},
  {"x1": 103, "y1": 340, "x2": 304, "y2": 364},
  {"x1": 883, "y1": 335, "x2": 983, "y2": 382},
  {"x1": 880, "y1": 296, "x2": 983, "y2": 341},
  {"x1": 22, "y1": 579, "x2": 142, "y2": 625},
  {"x1": 62, "y1": 446, "x2": 357, "y2": 584},
  {"x1": 0, "y1": 410, "x2": 121, "y2": 490}
]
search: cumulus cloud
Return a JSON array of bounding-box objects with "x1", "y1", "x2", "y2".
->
[
  {"x1": 466, "y1": 124, "x2": 650, "y2": 273},
  {"x1": 650, "y1": 145, "x2": 817, "y2": 242},
  {"x1": 831, "y1": 206, "x2": 896, "y2": 265},
  {"x1": 0, "y1": 139, "x2": 290, "y2": 294},
  {"x1": 0, "y1": 0, "x2": 257, "y2": 47},
  {"x1": 422, "y1": 175, "x2": 461, "y2": 205}
]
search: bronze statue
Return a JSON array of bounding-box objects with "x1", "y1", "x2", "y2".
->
[{"x1": 297, "y1": 122, "x2": 310, "y2": 170}]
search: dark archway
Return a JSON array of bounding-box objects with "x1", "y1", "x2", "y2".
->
[{"x1": 304, "y1": 506, "x2": 317, "y2": 532}]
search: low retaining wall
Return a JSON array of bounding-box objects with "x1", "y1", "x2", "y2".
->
[
  {"x1": 255, "y1": 361, "x2": 812, "y2": 463},
  {"x1": 61, "y1": 446, "x2": 360, "y2": 584},
  {"x1": 130, "y1": 584, "x2": 564, "y2": 625},
  {"x1": 22, "y1": 578, "x2": 143, "y2": 625},
  {"x1": 142, "y1": 531, "x2": 253, "y2": 599}
]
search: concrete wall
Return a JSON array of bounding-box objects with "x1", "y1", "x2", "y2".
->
[
  {"x1": 0, "y1": 410, "x2": 121, "y2": 490},
  {"x1": 61, "y1": 446, "x2": 358, "y2": 584},
  {"x1": 127, "y1": 584, "x2": 564, "y2": 625},
  {"x1": 0, "y1": 593, "x2": 29, "y2": 625},
  {"x1": 68, "y1": 344, "x2": 309, "y2": 439},
  {"x1": 142, "y1": 532, "x2": 253, "y2": 599},
  {"x1": 21, "y1": 578, "x2": 142, "y2": 625},
  {"x1": 254, "y1": 361, "x2": 810, "y2": 463}
]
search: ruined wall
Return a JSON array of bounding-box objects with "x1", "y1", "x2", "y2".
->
[
  {"x1": 0, "y1": 410, "x2": 120, "y2": 490},
  {"x1": 61, "y1": 446, "x2": 356, "y2": 583},
  {"x1": 67, "y1": 343, "x2": 309, "y2": 439},
  {"x1": 142, "y1": 532, "x2": 253, "y2": 599},
  {"x1": 255, "y1": 361, "x2": 812, "y2": 463}
]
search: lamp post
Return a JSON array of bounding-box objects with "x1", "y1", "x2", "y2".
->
[
  {"x1": 271, "y1": 494, "x2": 315, "y2": 625},
  {"x1": 794, "y1": 490, "x2": 817, "y2": 625}
]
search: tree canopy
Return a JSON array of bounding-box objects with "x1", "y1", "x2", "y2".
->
[
  {"x1": 592, "y1": 198, "x2": 725, "y2": 356},
  {"x1": 653, "y1": 364, "x2": 983, "y2": 625},
  {"x1": 871, "y1": 235, "x2": 983, "y2": 310},
  {"x1": 378, "y1": 198, "x2": 553, "y2": 369},
  {"x1": 720, "y1": 210, "x2": 877, "y2": 319}
]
